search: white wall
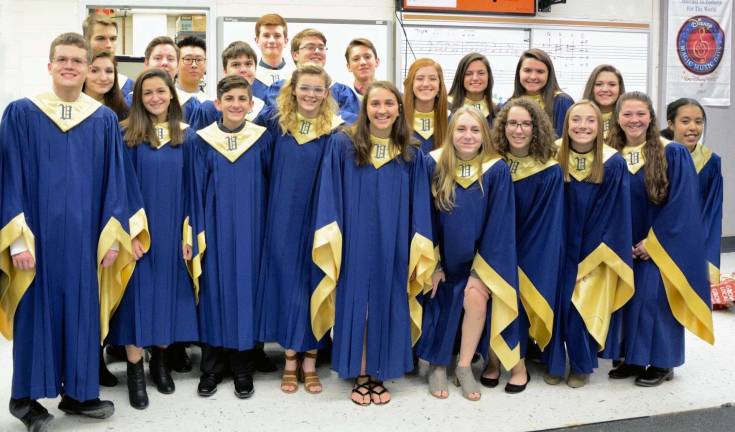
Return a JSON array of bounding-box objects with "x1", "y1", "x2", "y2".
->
[{"x1": 0, "y1": 0, "x2": 657, "y2": 111}]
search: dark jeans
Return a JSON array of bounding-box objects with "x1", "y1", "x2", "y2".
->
[{"x1": 200, "y1": 345, "x2": 254, "y2": 379}]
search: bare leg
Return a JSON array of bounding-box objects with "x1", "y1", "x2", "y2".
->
[
  {"x1": 456, "y1": 285, "x2": 489, "y2": 401},
  {"x1": 509, "y1": 358, "x2": 528, "y2": 385},
  {"x1": 125, "y1": 345, "x2": 144, "y2": 364},
  {"x1": 281, "y1": 349, "x2": 299, "y2": 393},
  {"x1": 483, "y1": 350, "x2": 501, "y2": 380}
]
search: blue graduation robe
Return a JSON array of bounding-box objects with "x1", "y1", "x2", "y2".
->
[
  {"x1": 504, "y1": 155, "x2": 564, "y2": 358},
  {"x1": 620, "y1": 142, "x2": 714, "y2": 368},
  {"x1": 310, "y1": 133, "x2": 435, "y2": 380},
  {"x1": 417, "y1": 149, "x2": 520, "y2": 370},
  {"x1": 118, "y1": 73, "x2": 134, "y2": 105},
  {"x1": 412, "y1": 110, "x2": 447, "y2": 154},
  {"x1": 255, "y1": 115, "x2": 344, "y2": 352},
  {"x1": 545, "y1": 147, "x2": 634, "y2": 376},
  {"x1": 0, "y1": 92, "x2": 146, "y2": 401},
  {"x1": 187, "y1": 121, "x2": 272, "y2": 350},
  {"x1": 107, "y1": 124, "x2": 199, "y2": 347},
  {"x1": 690, "y1": 143, "x2": 723, "y2": 285}
]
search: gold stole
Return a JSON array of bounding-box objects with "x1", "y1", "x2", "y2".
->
[{"x1": 196, "y1": 121, "x2": 266, "y2": 163}]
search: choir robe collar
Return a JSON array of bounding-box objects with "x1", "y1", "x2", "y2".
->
[
  {"x1": 429, "y1": 148, "x2": 502, "y2": 188},
  {"x1": 369, "y1": 135, "x2": 400, "y2": 169},
  {"x1": 118, "y1": 72, "x2": 129, "y2": 90},
  {"x1": 505, "y1": 153, "x2": 558, "y2": 182},
  {"x1": 527, "y1": 93, "x2": 544, "y2": 109},
  {"x1": 152, "y1": 122, "x2": 189, "y2": 149},
  {"x1": 248, "y1": 96, "x2": 265, "y2": 122},
  {"x1": 29, "y1": 91, "x2": 101, "y2": 132},
  {"x1": 196, "y1": 120, "x2": 266, "y2": 163},
  {"x1": 176, "y1": 88, "x2": 194, "y2": 106},
  {"x1": 567, "y1": 144, "x2": 617, "y2": 182},
  {"x1": 288, "y1": 113, "x2": 344, "y2": 145},
  {"x1": 463, "y1": 97, "x2": 490, "y2": 118},
  {"x1": 621, "y1": 142, "x2": 646, "y2": 174},
  {"x1": 413, "y1": 110, "x2": 434, "y2": 140},
  {"x1": 601, "y1": 111, "x2": 612, "y2": 140},
  {"x1": 256, "y1": 59, "x2": 291, "y2": 86},
  {"x1": 689, "y1": 142, "x2": 713, "y2": 173}
]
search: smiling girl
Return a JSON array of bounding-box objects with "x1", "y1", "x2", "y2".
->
[
  {"x1": 582, "y1": 65, "x2": 626, "y2": 142},
  {"x1": 83, "y1": 50, "x2": 129, "y2": 120},
  {"x1": 403, "y1": 58, "x2": 448, "y2": 153},
  {"x1": 311, "y1": 81, "x2": 435, "y2": 406},
  {"x1": 448, "y1": 53, "x2": 496, "y2": 126}
]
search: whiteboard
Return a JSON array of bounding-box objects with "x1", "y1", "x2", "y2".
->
[
  {"x1": 396, "y1": 22, "x2": 530, "y2": 105},
  {"x1": 530, "y1": 28, "x2": 650, "y2": 100},
  {"x1": 217, "y1": 17, "x2": 391, "y2": 89}
]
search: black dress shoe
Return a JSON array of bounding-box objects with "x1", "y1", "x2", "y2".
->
[
  {"x1": 480, "y1": 375, "x2": 499, "y2": 388},
  {"x1": 635, "y1": 367, "x2": 673, "y2": 387},
  {"x1": 99, "y1": 348, "x2": 118, "y2": 387},
  {"x1": 57, "y1": 395, "x2": 114, "y2": 419},
  {"x1": 233, "y1": 374, "x2": 255, "y2": 399},
  {"x1": 608, "y1": 362, "x2": 646, "y2": 379},
  {"x1": 9, "y1": 398, "x2": 54, "y2": 432},
  {"x1": 166, "y1": 344, "x2": 193, "y2": 373},
  {"x1": 126, "y1": 359, "x2": 149, "y2": 410},
  {"x1": 505, "y1": 372, "x2": 530, "y2": 394},
  {"x1": 198, "y1": 373, "x2": 221, "y2": 397},
  {"x1": 253, "y1": 346, "x2": 277, "y2": 373},
  {"x1": 150, "y1": 347, "x2": 175, "y2": 394}
]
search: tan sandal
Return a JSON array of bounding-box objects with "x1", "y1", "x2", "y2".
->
[
  {"x1": 299, "y1": 352, "x2": 322, "y2": 394},
  {"x1": 281, "y1": 353, "x2": 299, "y2": 394}
]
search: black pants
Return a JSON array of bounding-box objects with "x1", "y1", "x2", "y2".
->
[{"x1": 200, "y1": 345, "x2": 254, "y2": 379}]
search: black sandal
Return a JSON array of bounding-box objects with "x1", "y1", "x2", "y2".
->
[
  {"x1": 351, "y1": 375, "x2": 371, "y2": 406},
  {"x1": 369, "y1": 379, "x2": 391, "y2": 405}
]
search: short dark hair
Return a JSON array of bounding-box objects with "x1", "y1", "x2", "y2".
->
[
  {"x1": 177, "y1": 35, "x2": 206, "y2": 53},
  {"x1": 217, "y1": 75, "x2": 251, "y2": 100},
  {"x1": 221, "y1": 41, "x2": 257, "y2": 70},
  {"x1": 49, "y1": 32, "x2": 91, "y2": 63},
  {"x1": 144, "y1": 36, "x2": 179, "y2": 61}
]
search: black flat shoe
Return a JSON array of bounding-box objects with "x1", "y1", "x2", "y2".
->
[
  {"x1": 198, "y1": 373, "x2": 221, "y2": 397},
  {"x1": 504, "y1": 372, "x2": 530, "y2": 394},
  {"x1": 635, "y1": 367, "x2": 673, "y2": 387},
  {"x1": 166, "y1": 344, "x2": 193, "y2": 373},
  {"x1": 150, "y1": 347, "x2": 175, "y2": 394},
  {"x1": 480, "y1": 375, "x2": 499, "y2": 388},
  {"x1": 608, "y1": 362, "x2": 646, "y2": 379},
  {"x1": 126, "y1": 359, "x2": 149, "y2": 410},
  {"x1": 234, "y1": 374, "x2": 255, "y2": 399},
  {"x1": 253, "y1": 346, "x2": 277, "y2": 373},
  {"x1": 9, "y1": 398, "x2": 54, "y2": 432},
  {"x1": 57, "y1": 395, "x2": 114, "y2": 419}
]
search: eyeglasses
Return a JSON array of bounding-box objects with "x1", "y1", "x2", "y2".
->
[
  {"x1": 298, "y1": 44, "x2": 327, "y2": 53},
  {"x1": 506, "y1": 120, "x2": 533, "y2": 130},
  {"x1": 297, "y1": 85, "x2": 327, "y2": 96},
  {"x1": 182, "y1": 57, "x2": 206, "y2": 65},
  {"x1": 52, "y1": 56, "x2": 88, "y2": 67}
]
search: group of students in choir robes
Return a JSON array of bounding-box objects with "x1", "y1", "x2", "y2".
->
[{"x1": 0, "y1": 10, "x2": 723, "y2": 432}]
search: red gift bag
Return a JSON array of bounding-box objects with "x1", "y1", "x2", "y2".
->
[{"x1": 711, "y1": 273, "x2": 735, "y2": 310}]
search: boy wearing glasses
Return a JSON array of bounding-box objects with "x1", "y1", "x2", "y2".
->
[
  {"x1": 1, "y1": 33, "x2": 146, "y2": 431},
  {"x1": 177, "y1": 36, "x2": 208, "y2": 102}
]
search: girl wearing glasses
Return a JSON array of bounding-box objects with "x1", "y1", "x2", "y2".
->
[
  {"x1": 256, "y1": 64, "x2": 344, "y2": 395},
  {"x1": 490, "y1": 97, "x2": 563, "y2": 393}
]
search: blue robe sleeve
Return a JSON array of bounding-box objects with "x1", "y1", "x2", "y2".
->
[
  {"x1": 182, "y1": 97, "x2": 201, "y2": 126},
  {"x1": 265, "y1": 80, "x2": 284, "y2": 106},
  {"x1": 699, "y1": 155, "x2": 723, "y2": 284},
  {"x1": 183, "y1": 133, "x2": 208, "y2": 303},
  {"x1": 407, "y1": 148, "x2": 437, "y2": 345},
  {"x1": 0, "y1": 102, "x2": 35, "y2": 339},
  {"x1": 189, "y1": 101, "x2": 221, "y2": 131},
  {"x1": 471, "y1": 162, "x2": 520, "y2": 370},
  {"x1": 574, "y1": 155, "x2": 634, "y2": 351},
  {"x1": 643, "y1": 144, "x2": 714, "y2": 344},
  {"x1": 310, "y1": 132, "x2": 348, "y2": 340},
  {"x1": 251, "y1": 80, "x2": 269, "y2": 101},
  {"x1": 552, "y1": 93, "x2": 574, "y2": 138}
]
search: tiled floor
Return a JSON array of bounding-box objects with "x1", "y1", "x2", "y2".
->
[{"x1": 0, "y1": 255, "x2": 733, "y2": 431}]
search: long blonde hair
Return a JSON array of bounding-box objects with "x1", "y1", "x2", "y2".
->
[
  {"x1": 276, "y1": 64, "x2": 337, "y2": 136},
  {"x1": 403, "y1": 58, "x2": 448, "y2": 150},
  {"x1": 558, "y1": 100, "x2": 605, "y2": 184},
  {"x1": 433, "y1": 106, "x2": 497, "y2": 212}
]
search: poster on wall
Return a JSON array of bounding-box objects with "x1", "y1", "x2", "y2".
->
[{"x1": 666, "y1": 0, "x2": 731, "y2": 106}]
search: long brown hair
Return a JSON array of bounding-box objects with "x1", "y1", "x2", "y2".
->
[
  {"x1": 432, "y1": 106, "x2": 496, "y2": 212},
  {"x1": 582, "y1": 64, "x2": 626, "y2": 108},
  {"x1": 492, "y1": 97, "x2": 556, "y2": 163},
  {"x1": 511, "y1": 48, "x2": 567, "y2": 122},
  {"x1": 122, "y1": 68, "x2": 184, "y2": 148},
  {"x1": 349, "y1": 81, "x2": 414, "y2": 166},
  {"x1": 447, "y1": 53, "x2": 495, "y2": 119},
  {"x1": 276, "y1": 64, "x2": 337, "y2": 136},
  {"x1": 403, "y1": 58, "x2": 448, "y2": 151},
  {"x1": 83, "y1": 50, "x2": 129, "y2": 120},
  {"x1": 609, "y1": 91, "x2": 668, "y2": 205},
  {"x1": 558, "y1": 100, "x2": 604, "y2": 184}
]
